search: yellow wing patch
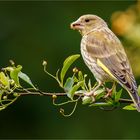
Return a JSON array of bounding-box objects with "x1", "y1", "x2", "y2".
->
[{"x1": 97, "y1": 59, "x2": 116, "y2": 80}]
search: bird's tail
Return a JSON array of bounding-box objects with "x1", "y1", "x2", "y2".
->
[
  {"x1": 126, "y1": 86, "x2": 140, "y2": 112},
  {"x1": 117, "y1": 74, "x2": 140, "y2": 112}
]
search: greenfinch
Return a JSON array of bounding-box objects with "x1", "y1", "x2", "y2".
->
[{"x1": 71, "y1": 14, "x2": 140, "y2": 112}]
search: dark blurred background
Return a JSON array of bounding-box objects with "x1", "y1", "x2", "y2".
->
[{"x1": 0, "y1": 1, "x2": 140, "y2": 139}]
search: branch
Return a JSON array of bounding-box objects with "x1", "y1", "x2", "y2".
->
[
  {"x1": 0, "y1": 56, "x2": 137, "y2": 113},
  {"x1": 19, "y1": 91, "x2": 133, "y2": 103},
  {"x1": 19, "y1": 92, "x2": 71, "y2": 96}
]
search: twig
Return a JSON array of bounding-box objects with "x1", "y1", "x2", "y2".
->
[
  {"x1": 119, "y1": 98, "x2": 133, "y2": 103},
  {"x1": 19, "y1": 91, "x2": 133, "y2": 103},
  {"x1": 19, "y1": 92, "x2": 69, "y2": 96}
]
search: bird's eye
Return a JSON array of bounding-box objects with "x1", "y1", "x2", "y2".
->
[{"x1": 85, "y1": 19, "x2": 90, "y2": 22}]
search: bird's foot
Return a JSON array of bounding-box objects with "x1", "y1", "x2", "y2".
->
[
  {"x1": 84, "y1": 91, "x2": 94, "y2": 97},
  {"x1": 104, "y1": 88, "x2": 113, "y2": 98},
  {"x1": 84, "y1": 91, "x2": 95, "y2": 102}
]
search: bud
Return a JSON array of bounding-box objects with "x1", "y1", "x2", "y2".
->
[
  {"x1": 42, "y1": 60, "x2": 47, "y2": 66},
  {"x1": 73, "y1": 67, "x2": 79, "y2": 73},
  {"x1": 3, "y1": 96, "x2": 7, "y2": 100},
  {"x1": 60, "y1": 108, "x2": 64, "y2": 114},
  {"x1": 82, "y1": 96, "x2": 94, "y2": 105},
  {"x1": 13, "y1": 93, "x2": 19, "y2": 97},
  {"x1": 9, "y1": 60, "x2": 15, "y2": 66},
  {"x1": 52, "y1": 94, "x2": 57, "y2": 99}
]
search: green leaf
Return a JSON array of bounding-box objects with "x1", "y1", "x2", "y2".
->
[
  {"x1": 123, "y1": 104, "x2": 136, "y2": 110},
  {"x1": 110, "y1": 83, "x2": 116, "y2": 99},
  {"x1": 18, "y1": 72, "x2": 36, "y2": 88},
  {"x1": 94, "y1": 88, "x2": 105, "y2": 95},
  {"x1": 78, "y1": 71, "x2": 88, "y2": 90},
  {"x1": 95, "y1": 89, "x2": 106, "y2": 100},
  {"x1": 89, "y1": 102, "x2": 111, "y2": 107},
  {"x1": 73, "y1": 76, "x2": 79, "y2": 83},
  {"x1": 88, "y1": 79, "x2": 92, "y2": 91},
  {"x1": 0, "y1": 106, "x2": 6, "y2": 111},
  {"x1": 60, "y1": 54, "x2": 80, "y2": 86},
  {"x1": 82, "y1": 96, "x2": 93, "y2": 105},
  {"x1": 106, "y1": 98, "x2": 114, "y2": 105},
  {"x1": 115, "y1": 89, "x2": 122, "y2": 102},
  {"x1": 10, "y1": 65, "x2": 22, "y2": 86},
  {"x1": 78, "y1": 71, "x2": 83, "y2": 81},
  {"x1": 67, "y1": 81, "x2": 84, "y2": 100},
  {"x1": 0, "y1": 72, "x2": 9, "y2": 88},
  {"x1": 75, "y1": 90, "x2": 86, "y2": 94},
  {"x1": 64, "y1": 77, "x2": 74, "y2": 92},
  {"x1": 55, "y1": 69, "x2": 60, "y2": 81}
]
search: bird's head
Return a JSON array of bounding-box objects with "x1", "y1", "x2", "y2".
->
[{"x1": 70, "y1": 14, "x2": 107, "y2": 35}]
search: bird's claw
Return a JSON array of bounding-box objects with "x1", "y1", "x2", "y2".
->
[
  {"x1": 84, "y1": 91, "x2": 94, "y2": 97},
  {"x1": 104, "y1": 88, "x2": 113, "y2": 98}
]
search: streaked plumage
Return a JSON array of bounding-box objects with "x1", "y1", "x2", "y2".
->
[{"x1": 70, "y1": 14, "x2": 140, "y2": 112}]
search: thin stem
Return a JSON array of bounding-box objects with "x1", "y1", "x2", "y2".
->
[
  {"x1": 43, "y1": 65, "x2": 62, "y2": 87},
  {"x1": 43, "y1": 65, "x2": 57, "y2": 80},
  {"x1": 53, "y1": 98, "x2": 79, "y2": 106},
  {"x1": 119, "y1": 98, "x2": 133, "y2": 103},
  {"x1": 19, "y1": 92, "x2": 68, "y2": 96},
  {"x1": 18, "y1": 91, "x2": 133, "y2": 104},
  {"x1": 4, "y1": 96, "x2": 19, "y2": 107},
  {"x1": 60, "y1": 101, "x2": 78, "y2": 117}
]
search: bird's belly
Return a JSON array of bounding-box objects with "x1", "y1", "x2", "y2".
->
[{"x1": 81, "y1": 42, "x2": 111, "y2": 82}]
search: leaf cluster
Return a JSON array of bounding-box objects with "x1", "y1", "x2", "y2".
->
[{"x1": 0, "y1": 61, "x2": 36, "y2": 110}]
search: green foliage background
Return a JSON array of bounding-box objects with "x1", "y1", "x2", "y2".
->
[{"x1": 0, "y1": 1, "x2": 140, "y2": 139}]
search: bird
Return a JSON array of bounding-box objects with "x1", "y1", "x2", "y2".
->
[{"x1": 70, "y1": 14, "x2": 140, "y2": 112}]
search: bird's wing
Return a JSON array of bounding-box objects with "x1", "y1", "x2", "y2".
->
[{"x1": 85, "y1": 29, "x2": 137, "y2": 96}]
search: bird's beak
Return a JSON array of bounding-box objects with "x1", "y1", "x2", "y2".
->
[{"x1": 70, "y1": 20, "x2": 83, "y2": 30}]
